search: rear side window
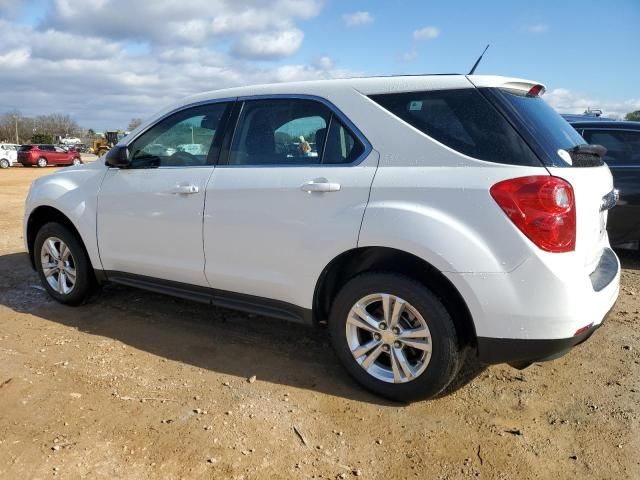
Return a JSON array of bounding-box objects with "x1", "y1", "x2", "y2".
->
[
  {"x1": 323, "y1": 118, "x2": 365, "y2": 164},
  {"x1": 582, "y1": 130, "x2": 640, "y2": 167},
  {"x1": 229, "y1": 99, "x2": 329, "y2": 166},
  {"x1": 227, "y1": 98, "x2": 365, "y2": 166},
  {"x1": 369, "y1": 89, "x2": 541, "y2": 166},
  {"x1": 19, "y1": 145, "x2": 34, "y2": 151}
]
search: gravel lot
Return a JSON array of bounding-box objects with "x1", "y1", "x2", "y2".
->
[{"x1": 0, "y1": 160, "x2": 638, "y2": 479}]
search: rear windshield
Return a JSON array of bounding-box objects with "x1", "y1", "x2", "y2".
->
[
  {"x1": 368, "y1": 88, "x2": 542, "y2": 166},
  {"x1": 486, "y1": 88, "x2": 593, "y2": 167}
]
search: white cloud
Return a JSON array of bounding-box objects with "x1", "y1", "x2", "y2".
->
[
  {"x1": 0, "y1": 47, "x2": 30, "y2": 68},
  {"x1": 0, "y1": 0, "x2": 19, "y2": 15},
  {"x1": 545, "y1": 88, "x2": 640, "y2": 119},
  {"x1": 231, "y1": 29, "x2": 305, "y2": 60},
  {"x1": 525, "y1": 24, "x2": 548, "y2": 34},
  {"x1": 43, "y1": 0, "x2": 322, "y2": 58},
  {"x1": 342, "y1": 11, "x2": 374, "y2": 27},
  {"x1": 0, "y1": 11, "x2": 361, "y2": 130},
  {"x1": 314, "y1": 55, "x2": 335, "y2": 70},
  {"x1": 413, "y1": 26, "x2": 440, "y2": 41},
  {"x1": 400, "y1": 50, "x2": 417, "y2": 62}
]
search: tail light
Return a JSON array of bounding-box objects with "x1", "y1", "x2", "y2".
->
[{"x1": 490, "y1": 176, "x2": 576, "y2": 253}]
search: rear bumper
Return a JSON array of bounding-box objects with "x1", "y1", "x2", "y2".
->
[
  {"x1": 446, "y1": 246, "x2": 620, "y2": 365},
  {"x1": 477, "y1": 308, "x2": 611, "y2": 365}
]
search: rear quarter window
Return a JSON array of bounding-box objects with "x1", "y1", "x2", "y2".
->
[{"x1": 369, "y1": 89, "x2": 541, "y2": 166}]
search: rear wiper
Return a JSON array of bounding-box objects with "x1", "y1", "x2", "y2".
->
[{"x1": 568, "y1": 143, "x2": 607, "y2": 157}]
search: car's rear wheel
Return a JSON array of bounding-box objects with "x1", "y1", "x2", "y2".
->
[
  {"x1": 34, "y1": 222, "x2": 93, "y2": 305},
  {"x1": 37, "y1": 157, "x2": 48, "y2": 168},
  {"x1": 0, "y1": 159, "x2": 9, "y2": 169},
  {"x1": 72, "y1": 157, "x2": 81, "y2": 166},
  {"x1": 329, "y1": 272, "x2": 461, "y2": 402}
]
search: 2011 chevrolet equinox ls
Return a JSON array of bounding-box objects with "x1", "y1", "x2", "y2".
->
[{"x1": 24, "y1": 75, "x2": 620, "y2": 401}]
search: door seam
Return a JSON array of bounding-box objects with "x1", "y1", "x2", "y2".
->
[{"x1": 356, "y1": 148, "x2": 381, "y2": 247}]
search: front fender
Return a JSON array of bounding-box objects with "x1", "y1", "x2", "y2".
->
[{"x1": 24, "y1": 163, "x2": 107, "y2": 269}]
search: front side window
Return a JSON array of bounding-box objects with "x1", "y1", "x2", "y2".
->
[
  {"x1": 369, "y1": 89, "x2": 541, "y2": 166},
  {"x1": 129, "y1": 103, "x2": 230, "y2": 168},
  {"x1": 582, "y1": 130, "x2": 640, "y2": 166}
]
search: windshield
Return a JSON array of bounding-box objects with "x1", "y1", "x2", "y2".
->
[{"x1": 486, "y1": 88, "x2": 588, "y2": 167}]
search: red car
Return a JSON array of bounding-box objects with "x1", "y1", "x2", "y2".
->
[{"x1": 18, "y1": 144, "x2": 82, "y2": 167}]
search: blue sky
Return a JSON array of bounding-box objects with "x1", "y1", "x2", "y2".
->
[
  {"x1": 298, "y1": 0, "x2": 639, "y2": 100},
  {"x1": 1, "y1": 0, "x2": 638, "y2": 129}
]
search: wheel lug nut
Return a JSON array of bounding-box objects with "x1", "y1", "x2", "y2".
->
[
  {"x1": 392, "y1": 327, "x2": 400, "y2": 335},
  {"x1": 382, "y1": 344, "x2": 390, "y2": 352},
  {"x1": 373, "y1": 333, "x2": 381, "y2": 341},
  {"x1": 393, "y1": 341, "x2": 401, "y2": 349},
  {"x1": 379, "y1": 323, "x2": 387, "y2": 330}
]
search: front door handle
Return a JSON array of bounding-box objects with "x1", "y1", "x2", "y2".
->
[
  {"x1": 168, "y1": 184, "x2": 199, "y2": 194},
  {"x1": 300, "y1": 181, "x2": 341, "y2": 193}
]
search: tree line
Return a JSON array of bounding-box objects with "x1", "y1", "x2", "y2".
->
[
  {"x1": 0, "y1": 111, "x2": 145, "y2": 145},
  {"x1": 0, "y1": 110, "x2": 83, "y2": 144},
  {"x1": 626, "y1": 111, "x2": 640, "y2": 121}
]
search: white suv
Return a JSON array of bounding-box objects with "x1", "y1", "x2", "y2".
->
[
  {"x1": 0, "y1": 143, "x2": 19, "y2": 169},
  {"x1": 24, "y1": 75, "x2": 620, "y2": 401}
]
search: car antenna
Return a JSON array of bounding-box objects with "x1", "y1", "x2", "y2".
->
[{"x1": 468, "y1": 44, "x2": 490, "y2": 75}]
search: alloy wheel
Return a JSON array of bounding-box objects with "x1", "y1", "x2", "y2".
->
[
  {"x1": 40, "y1": 237, "x2": 76, "y2": 295},
  {"x1": 38, "y1": 158, "x2": 47, "y2": 167},
  {"x1": 345, "y1": 293, "x2": 432, "y2": 383}
]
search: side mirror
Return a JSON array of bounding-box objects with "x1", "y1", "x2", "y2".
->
[{"x1": 105, "y1": 145, "x2": 131, "y2": 168}]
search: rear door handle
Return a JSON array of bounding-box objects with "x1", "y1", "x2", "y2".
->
[
  {"x1": 301, "y1": 181, "x2": 341, "y2": 193},
  {"x1": 168, "y1": 184, "x2": 199, "y2": 194}
]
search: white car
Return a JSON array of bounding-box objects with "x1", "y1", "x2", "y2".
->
[
  {"x1": 0, "y1": 143, "x2": 19, "y2": 168},
  {"x1": 23, "y1": 75, "x2": 620, "y2": 401}
]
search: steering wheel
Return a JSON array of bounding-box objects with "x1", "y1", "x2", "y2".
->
[{"x1": 167, "y1": 151, "x2": 202, "y2": 167}]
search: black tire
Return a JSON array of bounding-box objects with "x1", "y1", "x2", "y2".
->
[
  {"x1": 0, "y1": 159, "x2": 9, "y2": 169},
  {"x1": 436, "y1": 346, "x2": 486, "y2": 398},
  {"x1": 34, "y1": 222, "x2": 94, "y2": 305},
  {"x1": 329, "y1": 272, "x2": 461, "y2": 402}
]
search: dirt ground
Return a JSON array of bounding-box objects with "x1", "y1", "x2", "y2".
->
[{"x1": 0, "y1": 162, "x2": 638, "y2": 480}]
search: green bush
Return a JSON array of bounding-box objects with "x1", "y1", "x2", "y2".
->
[{"x1": 30, "y1": 133, "x2": 53, "y2": 144}]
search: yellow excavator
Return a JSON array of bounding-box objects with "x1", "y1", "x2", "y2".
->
[{"x1": 90, "y1": 131, "x2": 125, "y2": 156}]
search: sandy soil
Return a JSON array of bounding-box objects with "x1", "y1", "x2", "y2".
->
[{"x1": 0, "y1": 162, "x2": 638, "y2": 479}]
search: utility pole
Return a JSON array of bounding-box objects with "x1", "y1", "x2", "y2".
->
[{"x1": 14, "y1": 114, "x2": 19, "y2": 144}]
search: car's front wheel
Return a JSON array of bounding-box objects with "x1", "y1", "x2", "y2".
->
[
  {"x1": 0, "y1": 159, "x2": 9, "y2": 169},
  {"x1": 34, "y1": 222, "x2": 93, "y2": 305},
  {"x1": 72, "y1": 157, "x2": 81, "y2": 166},
  {"x1": 329, "y1": 272, "x2": 461, "y2": 402}
]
